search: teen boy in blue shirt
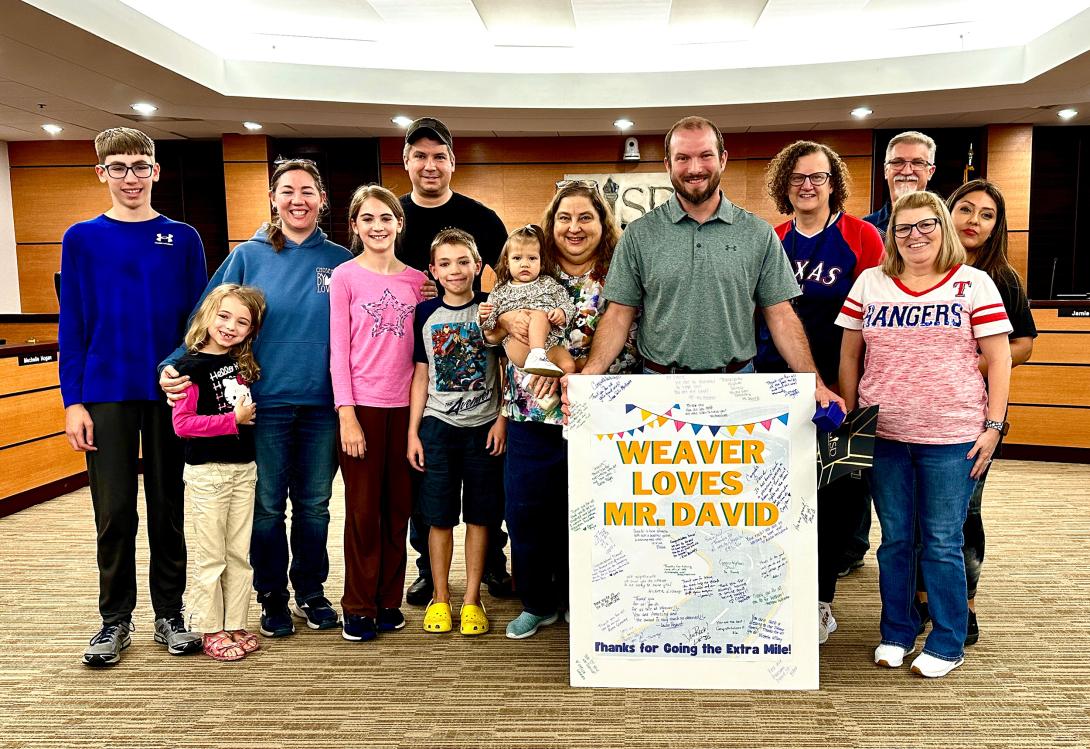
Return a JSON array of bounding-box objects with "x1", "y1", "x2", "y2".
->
[{"x1": 60, "y1": 127, "x2": 207, "y2": 666}]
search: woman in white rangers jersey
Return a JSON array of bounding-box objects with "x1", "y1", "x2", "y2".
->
[{"x1": 836, "y1": 191, "x2": 1012, "y2": 679}]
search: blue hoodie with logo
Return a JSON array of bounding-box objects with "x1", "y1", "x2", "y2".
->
[{"x1": 162, "y1": 226, "x2": 352, "y2": 408}]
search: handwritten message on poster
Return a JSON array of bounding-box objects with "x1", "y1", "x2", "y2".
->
[{"x1": 567, "y1": 374, "x2": 818, "y2": 690}]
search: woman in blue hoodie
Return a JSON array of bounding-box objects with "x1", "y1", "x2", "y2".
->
[{"x1": 160, "y1": 160, "x2": 352, "y2": 638}]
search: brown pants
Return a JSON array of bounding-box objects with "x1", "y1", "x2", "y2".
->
[{"x1": 339, "y1": 405, "x2": 412, "y2": 617}]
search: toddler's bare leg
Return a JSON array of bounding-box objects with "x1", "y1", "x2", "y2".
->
[
  {"x1": 547, "y1": 346, "x2": 577, "y2": 374},
  {"x1": 503, "y1": 339, "x2": 531, "y2": 368},
  {"x1": 527, "y1": 310, "x2": 551, "y2": 350}
]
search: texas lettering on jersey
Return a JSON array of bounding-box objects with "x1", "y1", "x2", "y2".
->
[{"x1": 793, "y1": 260, "x2": 844, "y2": 287}]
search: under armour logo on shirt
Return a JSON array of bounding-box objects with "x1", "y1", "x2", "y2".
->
[{"x1": 155, "y1": 233, "x2": 174, "y2": 246}]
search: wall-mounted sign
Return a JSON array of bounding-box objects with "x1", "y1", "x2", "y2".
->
[{"x1": 565, "y1": 173, "x2": 675, "y2": 227}]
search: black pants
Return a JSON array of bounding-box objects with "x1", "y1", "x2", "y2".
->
[
  {"x1": 85, "y1": 401, "x2": 187, "y2": 624},
  {"x1": 409, "y1": 483, "x2": 509, "y2": 580},
  {"x1": 818, "y1": 471, "x2": 870, "y2": 603}
]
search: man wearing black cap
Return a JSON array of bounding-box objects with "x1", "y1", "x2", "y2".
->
[{"x1": 399, "y1": 117, "x2": 514, "y2": 604}]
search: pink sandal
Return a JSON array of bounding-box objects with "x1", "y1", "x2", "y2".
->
[
  {"x1": 203, "y1": 631, "x2": 246, "y2": 662},
  {"x1": 230, "y1": 630, "x2": 261, "y2": 653}
]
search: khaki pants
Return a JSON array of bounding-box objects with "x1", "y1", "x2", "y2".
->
[{"x1": 183, "y1": 462, "x2": 257, "y2": 632}]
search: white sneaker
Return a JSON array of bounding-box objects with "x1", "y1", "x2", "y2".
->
[
  {"x1": 874, "y1": 643, "x2": 915, "y2": 668},
  {"x1": 818, "y1": 602, "x2": 837, "y2": 645},
  {"x1": 523, "y1": 348, "x2": 564, "y2": 378},
  {"x1": 910, "y1": 652, "x2": 964, "y2": 678}
]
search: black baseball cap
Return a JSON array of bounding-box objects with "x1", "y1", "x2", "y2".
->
[{"x1": 405, "y1": 117, "x2": 453, "y2": 149}]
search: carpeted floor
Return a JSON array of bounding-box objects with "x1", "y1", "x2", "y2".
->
[{"x1": 0, "y1": 460, "x2": 1087, "y2": 749}]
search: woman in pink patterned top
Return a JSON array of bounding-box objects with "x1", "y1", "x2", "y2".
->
[
  {"x1": 836, "y1": 190, "x2": 1012, "y2": 679},
  {"x1": 329, "y1": 185, "x2": 427, "y2": 643}
]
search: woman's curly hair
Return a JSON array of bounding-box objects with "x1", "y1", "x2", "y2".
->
[{"x1": 765, "y1": 140, "x2": 851, "y2": 216}]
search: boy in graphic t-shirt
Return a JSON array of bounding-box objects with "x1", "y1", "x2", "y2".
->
[{"x1": 407, "y1": 228, "x2": 505, "y2": 637}]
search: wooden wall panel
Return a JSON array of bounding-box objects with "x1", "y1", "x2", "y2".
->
[
  {"x1": 986, "y1": 125, "x2": 1032, "y2": 230},
  {"x1": 1010, "y1": 365, "x2": 1090, "y2": 407},
  {"x1": 0, "y1": 434, "x2": 85, "y2": 499},
  {"x1": 1008, "y1": 231, "x2": 1029, "y2": 282},
  {"x1": 0, "y1": 322, "x2": 58, "y2": 345},
  {"x1": 1030, "y1": 333, "x2": 1090, "y2": 364},
  {"x1": 10, "y1": 167, "x2": 103, "y2": 244},
  {"x1": 223, "y1": 133, "x2": 269, "y2": 162},
  {"x1": 0, "y1": 356, "x2": 59, "y2": 396},
  {"x1": 0, "y1": 388, "x2": 65, "y2": 448},
  {"x1": 15, "y1": 245, "x2": 61, "y2": 313},
  {"x1": 1031, "y1": 308, "x2": 1090, "y2": 332},
  {"x1": 1007, "y1": 405, "x2": 1090, "y2": 448},
  {"x1": 224, "y1": 163, "x2": 271, "y2": 242},
  {"x1": 8, "y1": 140, "x2": 96, "y2": 167}
]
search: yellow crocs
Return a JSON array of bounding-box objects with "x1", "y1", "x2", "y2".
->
[
  {"x1": 459, "y1": 603, "x2": 489, "y2": 636},
  {"x1": 423, "y1": 601, "x2": 452, "y2": 633}
]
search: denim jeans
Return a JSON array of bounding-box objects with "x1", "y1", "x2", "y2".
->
[
  {"x1": 870, "y1": 437, "x2": 977, "y2": 661},
  {"x1": 250, "y1": 405, "x2": 339, "y2": 604},
  {"x1": 504, "y1": 420, "x2": 568, "y2": 617}
]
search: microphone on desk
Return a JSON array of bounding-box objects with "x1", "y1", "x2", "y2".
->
[{"x1": 1048, "y1": 257, "x2": 1058, "y2": 299}]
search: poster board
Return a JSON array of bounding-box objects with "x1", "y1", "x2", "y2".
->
[{"x1": 566, "y1": 373, "x2": 818, "y2": 690}]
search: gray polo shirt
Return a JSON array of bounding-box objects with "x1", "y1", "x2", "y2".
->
[{"x1": 603, "y1": 192, "x2": 800, "y2": 370}]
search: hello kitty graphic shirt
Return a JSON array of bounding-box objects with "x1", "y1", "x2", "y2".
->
[{"x1": 172, "y1": 351, "x2": 255, "y2": 465}]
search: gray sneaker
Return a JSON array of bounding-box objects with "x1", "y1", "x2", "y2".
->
[
  {"x1": 83, "y1": 620, "x2": 132, "y2": 667},
  {"x1": 153, "y1": 615, "x2": 203, "y2": 655}
]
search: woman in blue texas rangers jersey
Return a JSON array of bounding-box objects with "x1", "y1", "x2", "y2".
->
[{"x1": 759, "y1": 141, "x2": 884, "y2": 647}]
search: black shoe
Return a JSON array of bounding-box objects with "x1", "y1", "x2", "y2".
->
[
  {"x1": 965, "y1": 609, "x2": 979, "y2": 646},
  {"x1": 837, "y1": 557, "x2": 865, "y2": 578},
  {"x1": 290, "y1": 595, "x2": 340, "y2": 630},
  {"x1": 258, "y1": 592, "x2": 295, "y2": 638},
  {"x1": 914, "y1": 599, "x2": 931, "y2": 637},
  {"x1": 342, "y1": 614, "x2": 377, "y2": 642},
  {"x1": 483, "y1": 569, "x2": 515, "y2": 599},
  {"x1": 378, "y1": 608, "x2": 406, "y2": 631},
  {"x1": 405, "y1": 576, "x2": 433, "y2": 606}
]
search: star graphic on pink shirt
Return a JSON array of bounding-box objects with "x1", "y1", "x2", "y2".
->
[{"x1": 361, "y1": 288, "x2": 414, "y2": 338}]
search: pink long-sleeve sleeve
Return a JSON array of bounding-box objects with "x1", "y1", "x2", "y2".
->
[
  {"x1": 328, "y1": 267, "x2": 355, "y2": 408},
  {"x1": 172, "y1": 384, "x2": 239, "y2": 439}
]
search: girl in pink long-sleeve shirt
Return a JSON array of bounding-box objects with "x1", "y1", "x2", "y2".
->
[{"x1": 329, "y1": 185, "x2": 427, "y2": 642}]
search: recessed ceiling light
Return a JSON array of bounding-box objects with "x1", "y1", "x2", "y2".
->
[
  {"x1": 851, "y1": 107, "x2": 873, "y2": 119},
  {"x1": 243, "y1": 121, "x2": 263, "y2": 131},
  {"x1": 41, "y1": 124, "x2": 64, "y2": 135},
  {"x1": 130, "y1": 102, "x2": 158, "y2": 115},
  {"x1": 614, "y1": 118, "x2": 634, "y2": 131},
  {"x1": 391, "y1": 116, "x2": 413, "y2": 128},
  {"x1": 1058, "y1": 108, "x2": 1078, "y2": 120}
]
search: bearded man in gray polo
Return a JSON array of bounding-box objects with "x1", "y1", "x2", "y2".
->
[{"x1": 582, "y1": 116, "x2": 842, "y2": 412}]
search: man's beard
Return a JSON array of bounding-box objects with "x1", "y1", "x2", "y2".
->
[
  {"x1": 671, "y1": 169, "x2": 721, "y2": 206},
  {"x1": 891, "y1": 177, "x2": 919, "y2": 200}
]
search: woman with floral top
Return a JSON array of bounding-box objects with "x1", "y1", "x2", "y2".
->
[{"x1": 496, "y1": 181, "x2": 640, "y2": 639}]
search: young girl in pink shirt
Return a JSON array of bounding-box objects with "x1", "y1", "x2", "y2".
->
[{"x1": 329, "y1": 185, "x2": 427, "y2": 642}]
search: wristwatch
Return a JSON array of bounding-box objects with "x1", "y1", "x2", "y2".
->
[{"x1": 984, "y1": 419, "x2": 1009, "y2": 436}]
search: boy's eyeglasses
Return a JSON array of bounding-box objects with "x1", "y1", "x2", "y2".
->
[
  {"x1": 98, "y1": 163, "x2": 154, "y2": 179},
  {"x1": 885, "y1": 158, "x2": 933, "y2": 172},
  {"x1": 788, "y1": 172, "x2": 831, "y2": 186},
  {"x1": 892, "y1": 217, "x2": 941, "y2": 238}
]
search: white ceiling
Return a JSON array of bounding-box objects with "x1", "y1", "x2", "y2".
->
[{"x1": 1, "y1": 0, "x2": 1088, "y2": 140}]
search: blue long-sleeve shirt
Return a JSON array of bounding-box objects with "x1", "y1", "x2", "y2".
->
[
  {"x1": 59, "y1": 214, "x2": 207, "y2": 407},
  {"x1": 161, "y1": 226, "x2": 352, "y2": 409}
]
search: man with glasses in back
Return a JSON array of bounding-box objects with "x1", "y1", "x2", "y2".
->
[
  {"x1": 397, "y1": 117, "x2": 516, "y2": 605},
  {"x1": 864, "y1": 130, "x2": 938, "y2": 237}
]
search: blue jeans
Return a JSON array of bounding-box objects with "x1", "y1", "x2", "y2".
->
[
  {"x1": 870, "y1": 437, "x2": 977, "y2": 661},
  {"x1": 250, "y1": 405, "x2": 339, "y2": 604},
  {"x1": 504, "y1": 420, "x2": 568, "y2": 617}
]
